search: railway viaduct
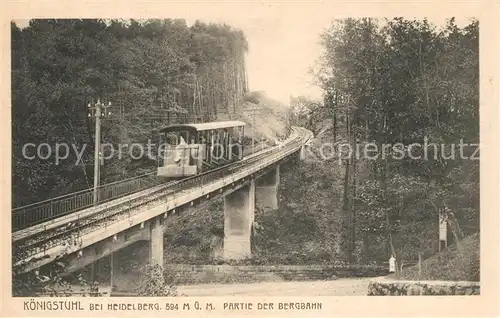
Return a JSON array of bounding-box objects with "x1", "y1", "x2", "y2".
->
[{"x1": 12, "y1": 127, "x2": 312, "y2": 291}]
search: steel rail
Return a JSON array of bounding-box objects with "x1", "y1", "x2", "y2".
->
[
  {"x1": 14, "y1": 138, "x2": 291, "y2": 249},
  {"x1": 12, "y1": 140, "x2": 271, "y2": 231},
  {"x1": 13, "y1": 128, "x2": 311, "y2": 270},
  {"x1": 13, "y1": 141, "x2": 277, "y2": 244},
  {"x1": 13, "y1": 149, "x2": 274, "y2": 259}
]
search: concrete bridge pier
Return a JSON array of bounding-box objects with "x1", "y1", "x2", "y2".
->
[
  {"x1": 256, "y1": 165, "x2": 280, "y2": 211},
  {"x1": 299, "y1": 145, "x2": 307, "y2": 160},
  {"x1": 88, "y1": 259, "x2": 105, "y2": 283},
  {"x1": 223, "y1": 180, "x2": 255, "y2": 260},
  {"x1": 149, "y1": 217, "x2": 164, "y2": 267},
  {"x1": 109, "y1": 217, "x2": 165, "y2": 293}
]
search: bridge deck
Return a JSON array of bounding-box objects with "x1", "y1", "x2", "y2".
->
[
  {"x1": 12, "y1": 139, "x2": 274, "y2": 238},
  {"x1": 13, "y1": 128, "x2": 313, "y2": 274},
  {"x1": 12, "y1": 140, "x2": 277, "y2": 242}
]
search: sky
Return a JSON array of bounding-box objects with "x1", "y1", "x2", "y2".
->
[
  {"x1": 207, "y1": 12, "x2": 472, "y2": 104},
  {"x1": 12, "y1": 4, "x2": 475, "y2": 105}
]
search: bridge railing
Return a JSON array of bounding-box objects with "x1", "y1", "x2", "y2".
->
[
  {"x1": 167, "y1": 128, "x2": 310, "y2": 196},
  {"x1": 12, "y1": 129, "x2": 312, "y2": 232},
  {"x1": 11, "y1": 171, "x2": 164, "y2": 231},
  {"x1": 11, "y1": 145, "x2": 264, "y2": 232}
]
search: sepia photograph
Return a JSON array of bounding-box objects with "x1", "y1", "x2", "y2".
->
[{"x1": 3, "y1": 1, "x2": 499, "y2": 316}]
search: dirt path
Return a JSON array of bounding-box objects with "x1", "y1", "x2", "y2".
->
[{"x1": 177, "y1": 278, "x2": 374, "y2": 296}]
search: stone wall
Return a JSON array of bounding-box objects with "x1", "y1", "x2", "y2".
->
[
  {"x1": 367, "y1": 278, "x2": 480, "y2": 295},
  {"x1": 164, "y1": 264, "x2": 388, "y2": 285}
]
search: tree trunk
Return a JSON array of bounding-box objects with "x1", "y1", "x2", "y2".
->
[{"x1": 342, "y1": 159, "x2": 352, "y2": 263}]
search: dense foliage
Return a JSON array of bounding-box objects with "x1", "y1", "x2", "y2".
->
[
  {"x1": 287, "y1": 17, "x2": 479, "y2": 266},
  {"x1": 12, "y1": 19, "x2": 249, "y2": 206},
  {"x1": 12, "y1": 18, "x2": 480, "y2": 289}
]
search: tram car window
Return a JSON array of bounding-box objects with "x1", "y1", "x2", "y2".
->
[{"x1": 157, "y1": 121, "x2": 246, "y2": 178}]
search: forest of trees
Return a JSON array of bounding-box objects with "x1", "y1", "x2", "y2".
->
[
  {"x1": 11, "y1": 19, "x2": 249, "y2": 207},
  {"x1": 11, "y1": 17, "x2": 480, "y2": 276},
  {"x1": 284, "y1": 17, "x2": 479, "y2": 268}
]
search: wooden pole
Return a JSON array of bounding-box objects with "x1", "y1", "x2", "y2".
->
[
  {"x1": 89, "y1": 99, "x2": 102, "y2": 206},
  {"x1": 418, "y1": 252, "x2": 422, "y2": 277},
  {"x1": 89, "y1": 99, "x2": 111, "y2": 206}
]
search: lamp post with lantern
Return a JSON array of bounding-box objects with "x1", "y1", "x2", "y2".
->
[{"x1": 88, "y1": 98, "x2": 111, "y2": 206}]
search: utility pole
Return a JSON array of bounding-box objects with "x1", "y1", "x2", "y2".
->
[
  {"x1": 88, "y1": 98, "x2": 111, "y2": 206},
  {"x1": 245, "y1": 107, "x2": 262, "y2": 152}
]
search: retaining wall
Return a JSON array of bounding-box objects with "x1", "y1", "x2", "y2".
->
[
  {"x1": 163, "y1": 264, "x2": 388, "y2": 285},
  {"x1": 367, "y1": 277, "x2": 480, "y2": 295}
]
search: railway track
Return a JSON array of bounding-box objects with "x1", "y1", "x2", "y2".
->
[
  {"x1": 12, "y1": 139, "x2": 275, "y2": 244},
  {"x1": 13, "y1": 129, "x2": 308, "y2": 270},
  {"x1": 12, "y1": 139, "x2": 274, "y2": 232}
]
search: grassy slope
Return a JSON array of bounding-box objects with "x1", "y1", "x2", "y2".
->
[{"x1": 394, "y1": 233, "x2": 480, "y2": 281}]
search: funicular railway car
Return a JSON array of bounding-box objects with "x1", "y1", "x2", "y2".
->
[{"x1": 157, "y1": 121, "x2": 246, "y2": 178}]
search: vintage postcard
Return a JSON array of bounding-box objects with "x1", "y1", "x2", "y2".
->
[{"x1": 1, "y1": 0, "x2": 499, "y2": 317}]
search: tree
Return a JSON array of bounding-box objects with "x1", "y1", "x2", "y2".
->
[
  {"x1": 11, "y1": 19, "x2": 250, "y2": 207},
  {"x1": 314, "y1": 17, "x2": 479, "y2": 264}
]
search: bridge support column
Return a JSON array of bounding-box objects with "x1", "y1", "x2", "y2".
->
[
  {"x1": 149, "y1": 217, "x2": 164, "y2": 267},
  {"x1": 88, "y1": 259, "x2": 103, "y2": 283},
  {"x1": 86, "y1": 249, "x2": 106, "y2": 283},
  {"x1": 299, "y1": 145, "x2": 306, "y2": 160},
  {"x1": 108, "y1": 217, "x2": 163, "y2": 295},
  {"x1": 89, "y1": 262, "x2": 96, "y2": 282},
  {"x1": 224, "y1": 180, "x2": 255, "y2": 260},
  {"x1": 110, "y1": 252, "x2": 118, "y2": 293},
  {"x1": 256, "y1": 165, "x2": 280, "y2": 211}
]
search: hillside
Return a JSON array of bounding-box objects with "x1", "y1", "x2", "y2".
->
[
  {"x1": 162, "y1": 92, "x2": 292, "y2": 264},
  {"x1": 393, "y1": 234, "x2": 480, "y2": 282},
  {"x1": 11, "y1": 19, "x2": 251, "y2": 206},
  {"x1": 217, "y1": 91, "x2": 289, "y2": 141}
]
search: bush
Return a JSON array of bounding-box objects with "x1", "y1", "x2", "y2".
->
[{"x1": 135, "y1": 264, "x2": 180, "y2": 296}]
